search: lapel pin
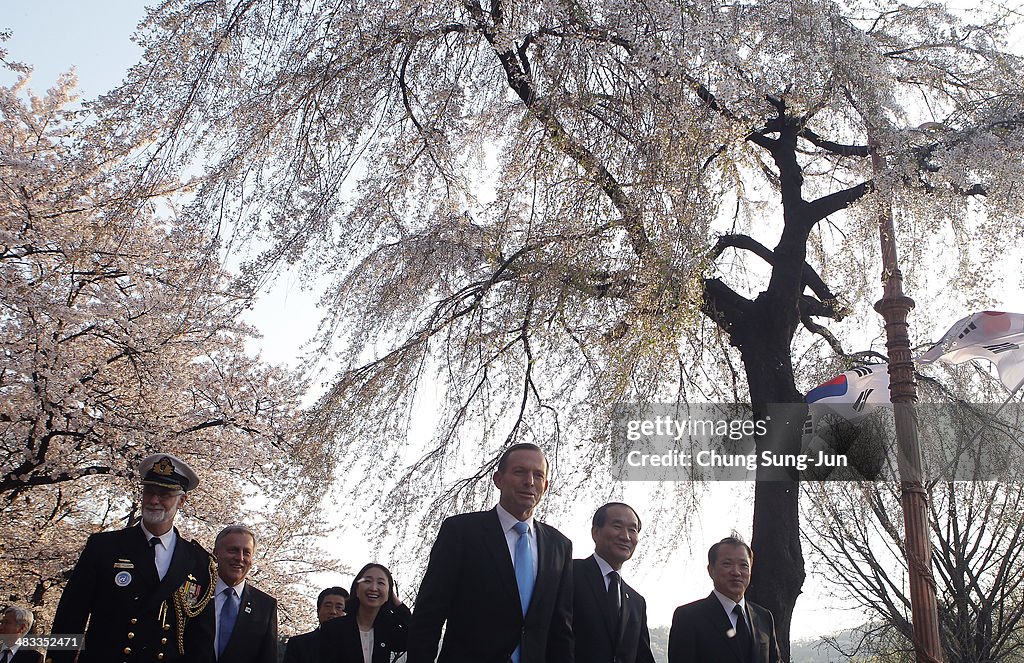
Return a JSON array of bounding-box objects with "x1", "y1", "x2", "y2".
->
[{"x1": 244, "y1": 603, "x2": 252, "y2": 614}]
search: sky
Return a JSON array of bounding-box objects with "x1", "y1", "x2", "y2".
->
[
  {"x1": 2, "y1": 2, "x2": 145, "y2": 98},
  {"x1": 7, "y1": 0, "x2": 1019, "y2": 644}
]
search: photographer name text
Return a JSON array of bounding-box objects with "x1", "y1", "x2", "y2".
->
[{"x1": 626, "y1": 449, "x2": 848, "y2": 472}]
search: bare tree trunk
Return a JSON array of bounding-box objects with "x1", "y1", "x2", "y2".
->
[
  {"x1": 750, "y1": 481, "x2": 804, "y2": 661},
  {"x1": 725, "y1": 272, "x2": 809, "y2": 662}
]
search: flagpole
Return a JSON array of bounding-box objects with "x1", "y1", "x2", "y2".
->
[{"x1": 869, "y1": 132, "x2": 944, "y2": 663}]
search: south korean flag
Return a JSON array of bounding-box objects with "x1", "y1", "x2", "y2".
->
[{"x1": 918, "y1": 311, "x2": 1024, "y2": 391}]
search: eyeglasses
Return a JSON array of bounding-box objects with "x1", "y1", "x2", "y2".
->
[{"x1": 142, "y1": 486, "x2": 185, "y2": 499}]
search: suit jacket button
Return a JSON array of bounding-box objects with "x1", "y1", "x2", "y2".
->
[
  {"x1": 161, "y1": 637, "x2": 168, "y2": 644},
  {"x1": 123, "y1": 647, "x2": 132, "y2": 654},
  {"x1": 157, "y1": 654, "x2": 164, "y2": 660},
  {"x1": 163, "y1": 624, "x2": 171, "y2": 631},
  {"x1": 128, "y1": 632, "x2": 135, "y2": 638},
  {"x1": 130, "y1": 618, "x2": 138, "y2": 624}
]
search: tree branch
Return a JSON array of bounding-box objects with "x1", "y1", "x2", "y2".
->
[
  {"x1": 799, "y1": 127, "x2": 871, "y2": 157},
  {"x1": 701, "y1": 277, "x2": 752, "y2": 334},
  {"x1": 805, "y1": 180, "x2": 873, "y2": 224},
  {"x1": 710, "y1": 233, "x2": 844, "y2": 309}
]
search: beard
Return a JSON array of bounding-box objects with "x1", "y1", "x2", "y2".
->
[{"x1": 142, "y1": 507, "x2": 169, "y2": 526}]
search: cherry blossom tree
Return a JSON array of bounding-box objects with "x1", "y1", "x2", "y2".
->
[
  {"x1": 88, "y1": 0, "x2": 1024, "y2": 654},
  {"x1": 0, "y1": 67, "x2": 339, "y2": 629}
]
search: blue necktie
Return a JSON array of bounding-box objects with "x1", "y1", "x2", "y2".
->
[
  {"x1": 512, "y1": 521, "x2": 534, "y2": 663},
  {"x1": 217, "y1": 587, "x2": 238, "y2": 657}
]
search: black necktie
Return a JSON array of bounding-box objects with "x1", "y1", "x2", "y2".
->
[
  {"x1": 150, "y1": 536, "x2": 161, "y2": 575},
  {"x1": 1, "y1": 648, "x2": 11, "y2": 663},
  {"x1": 733, "y1": 604, "x2": 752, "y2": 662},
  {"x1": 607, "y1": 571, "x2": 621, "y2": 623}
]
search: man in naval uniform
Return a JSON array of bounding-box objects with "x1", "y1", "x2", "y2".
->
[{"x1": 49, "y1": 453, "x2": 217, "y2": 663}]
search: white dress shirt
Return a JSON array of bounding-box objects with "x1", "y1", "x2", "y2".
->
[
  {"x1": 140, "y1": 524, "x2": 177, "y2": 580},
  {"x1": 712, "y1": 588, "x2": 750, "y2": 631},
  {"x1": 592, "y1": 553, "x2": 625, "y2": 608}
]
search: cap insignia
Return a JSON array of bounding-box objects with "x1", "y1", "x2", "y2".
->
[{"x1": 153, "y1": 457, "x2": 175, "y2": 476}]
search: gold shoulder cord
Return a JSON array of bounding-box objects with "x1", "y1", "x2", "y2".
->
[{"x1": 172, "y1": 556, "x2": 217, "y2": 654}]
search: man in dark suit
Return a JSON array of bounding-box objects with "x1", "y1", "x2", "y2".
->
[
  {"x1": 50, "y1": 453, "x2": 217, "y2": 663},
  {"x1": 668, "y1": 537, "x2": 781, "y2": 663},
  {"x1": 211, "y1": 525, "x2": 278, "y2": 663},
  {"x1": 282, "y1": 586, "x2": 348, "y2": 663},
  {"x1": 1, "y1": 605, "x2": 44, "y2": 663},
  {"x1": 408, "y1": 443, "x2": 574, "y2": 663},
  {"x1": 573, "y1": 503, "x2": 656, "y2": 663}
]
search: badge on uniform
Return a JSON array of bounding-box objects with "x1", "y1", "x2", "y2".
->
[
  {"x1": 113, "y1": 558, "x2": 135, "y2": 569},
  {"x1": 115, "y1": 571, "x2": 133, "y2": 586},
  {"x1": 179, "y1": 574, "x2": 203, "y2": 607}
]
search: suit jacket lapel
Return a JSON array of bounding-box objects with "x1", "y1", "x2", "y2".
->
[
  {"x1": 702, "y1": 593, "x2": 745, "y2": 663},
  {"x1": 617, "y1": 577, "x2": 637, "y2": 647},
  {"x1": 483, "y1": 509, "x2": 520, "y2": 607},
  {"x1": 526, "y1": 520, "x2": 553, "y2": 616},
  {"x1": 746, "y1": 604, "x2": 766, "y2": 663},
  {"x1": 238, "y1": 584, "x2": 255, "y2": 631},
  {"x1": 583, "y1": 556, "x2": 618, "y2": 638},
  {"x1": 129, "y1": 526, "x2": 160, "y2": 584}
]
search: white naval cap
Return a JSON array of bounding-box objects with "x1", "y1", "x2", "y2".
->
[{"x1": 138, "y1": 453, "x2": 200, "y2": 491}]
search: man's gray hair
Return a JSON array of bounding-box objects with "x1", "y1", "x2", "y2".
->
[
  {"x1": 215, "y1": 524, "x2": 257, "y2": 549},
  {"x1": 4, "y1": 604, "x2": 33, "y2": 631}
]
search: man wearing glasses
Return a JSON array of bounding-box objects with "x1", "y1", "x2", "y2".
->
[{"x1": 50, "y1": 453, "x2": 218, "y2": 663}]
